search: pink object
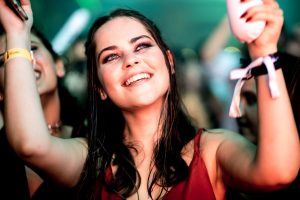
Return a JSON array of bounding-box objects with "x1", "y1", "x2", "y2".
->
[
  {"x1": 226, "y1": 0, "x2": 266, "y2": 43},
  {"x1": 229, "y1": 55, "x2": 280, "y2": 118}
]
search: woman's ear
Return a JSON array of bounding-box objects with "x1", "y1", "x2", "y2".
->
[
  {"x1": 55, "y1": 59, "x2": 66, "y2": 78},
  {"x1": 98, "y1": 88, "x2": 108, "y2": 100},
  {"x1": 167, "y1": 50, "x2": 175, "y2": 74}
]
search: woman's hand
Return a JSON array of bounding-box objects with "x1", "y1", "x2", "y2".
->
[
  {"x1": 0, "y1": 0, "x2": 33, "y2": 35},
  {"x1": 242, "y1": 0, "x2": 284, "y2": 59}
]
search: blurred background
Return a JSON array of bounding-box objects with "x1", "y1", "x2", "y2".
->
[
  {"x1": 31, "y1": 0, "x2": 300, "y2": 53},
  {"x1": 29, "y1": 0, "x2": 300, "y2": 131}
]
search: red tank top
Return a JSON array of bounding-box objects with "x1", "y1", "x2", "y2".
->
[{"x1": 95, "y1": 129, "x2": 216, "y2": 200}]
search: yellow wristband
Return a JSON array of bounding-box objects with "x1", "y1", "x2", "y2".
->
[{"x1": 4, "y1": 48, "x2": 33, "y2": 63}]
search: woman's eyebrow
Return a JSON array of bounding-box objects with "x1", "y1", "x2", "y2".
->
[
  {"x1": 97, "y1": 45, "x2": 117, "y2": 61},
  {"x1": 130, "y1": 35, "x2": 152, "y2": 43},
  {"x1": 97, "y1": 35, "x2": 152, "y2": 60}
]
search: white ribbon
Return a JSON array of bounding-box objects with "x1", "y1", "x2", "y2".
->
[{"x1": 229, "y1": 55, "x2": 280, "y2": 118}]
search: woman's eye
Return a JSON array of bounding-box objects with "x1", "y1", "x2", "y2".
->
[
  {"x1": 103, "y1": 54, "x2": 119, "y2": 63},
  {"x1": 31, "y1": 46, "x2": 38, "y2": 52},
  {"x1": 136, "y1": 43, "x2": 151, "y2": 51},
  {"x1": 243, "y1": 91, "x2": 257, "y2": 106}
]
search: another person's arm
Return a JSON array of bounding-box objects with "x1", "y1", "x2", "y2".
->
[{"x1": 0, "y1": 0, "x2": 87, "y2": 187}]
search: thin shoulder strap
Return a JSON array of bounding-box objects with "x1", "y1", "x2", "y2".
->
[{"x1": 194, "y1": 128, "x2": 205, "y2": 154}]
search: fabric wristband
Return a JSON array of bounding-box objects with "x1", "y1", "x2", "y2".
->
[
  {"x1": 241, "y1": 52, "x2": 281, "y2": 77},
  {"x1": 4, "y1": 48, "x2": 33, "y2": 63},
  {"x1": 229, "y1": 53, "x2": 281, "y2": 118}
]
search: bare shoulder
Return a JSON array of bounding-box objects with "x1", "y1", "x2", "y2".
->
[
  {"x1": 67, "y1": 137, "x2": 88, "y2": 151},
  {"x1": 200, "y1": 128, "x2": 248, "y2": 147},
  {"x1": 200, "y1": 128, "x2": 252, "y2": 160},
  {"x1": 74, "y1": 137, "x2": 88, "y2": 146},
  {"x1": 200, "y1": 128, "x2": 231, "y2": 147},
  {"x1": 199, "y1": 128, "x2": 227, "y2": 159},
  {"x1": 181, "y1": 129, "x2": 230, "y2": 165},
  {"x1": 199, "y1": 128, "x2": 252, "y2": 197},
  {"x1": 199, "y1": 128, "x2": 257, "y2": 167}
]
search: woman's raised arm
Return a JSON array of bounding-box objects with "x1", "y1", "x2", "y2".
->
[
  {"x1": 0, "y1": 0, "x2": 87, "y2": 187},
  {"x1": 217, "y1": 0, "x2": 299, "y2": 192}
]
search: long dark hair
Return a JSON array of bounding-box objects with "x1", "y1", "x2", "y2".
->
[
  {"x1": 79, "y1": 8, "x2": 196, "y2": 200},
  {"x1": 31, "y1": 26, "x2": 86, "y2": 134}
]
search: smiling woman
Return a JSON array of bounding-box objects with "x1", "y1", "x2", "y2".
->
[
  {"x1": 94, "y1": 18, "x2": 171, "y2": 109},
  {"x1": 0, "y1": 1, "x2": 299, "y2": 200}
]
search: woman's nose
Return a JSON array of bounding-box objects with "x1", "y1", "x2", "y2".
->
[
  {"x1": 239, "y1": 98, "x2": 246, "y2": 116},
  {"x1": 123, "y1": 53, "x2": 140, "y2": 68},
  {"x1": 31, "y1": 53, "x2": 37, "y2": 69}
]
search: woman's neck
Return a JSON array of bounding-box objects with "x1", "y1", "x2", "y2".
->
[
  {"x1": 122, "y1": 100, "x2": 167, "y2": 159},
  {"x1": 40, "y1": 90, "x2": 61, "y2": 133},
  {"x1": 41, "y1": 90, "x2": 73, "y2": 138},
  {"x1": 123, "y1": 104, "x2": 163, "y2": 141}
]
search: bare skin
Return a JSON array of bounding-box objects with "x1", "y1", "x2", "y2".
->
[
  {"x1": 0, "y1": 9, "x2": 72, "y2": 199},
  {"x1": 0, "y1": 0, "x2": 298, "y2": 200}
]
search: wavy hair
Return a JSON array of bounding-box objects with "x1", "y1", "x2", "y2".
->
[{"x1": 78, "y1": 8, "x2": 196, "y2": 200}]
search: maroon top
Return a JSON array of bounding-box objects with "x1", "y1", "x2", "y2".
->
[{"x1": 95, "y1": 129, "x2": 216, "y2": 200}]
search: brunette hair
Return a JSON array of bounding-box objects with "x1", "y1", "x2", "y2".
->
[{"x1": 79, "y1": 8, "x2": 196, "y2": 199}]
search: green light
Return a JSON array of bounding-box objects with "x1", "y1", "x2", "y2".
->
[
  {"x1": 76, "y1": 0, "x2": 102, "y2": 11},
  {"x1": 224, "y1": 46, "x2": 240, "y2": 53}
]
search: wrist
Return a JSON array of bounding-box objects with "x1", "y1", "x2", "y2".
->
[
  {"x1": 229, "y1": 53, "x2": 281, "y2": 117},
  {"x1": 248, "y1": 44, "x2": 277, "y2": 60},
  {"x1": 240, "y1": 52, "x2": 281, "y2": 78},
  {"x1": 6, "y1": 32, "x2": 31, "y2": 50},
  {"x1": 251, "y1": 53, "x2": 280, "y2": 77}
]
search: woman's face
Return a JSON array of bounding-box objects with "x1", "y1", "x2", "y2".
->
[
  {"x1": 0, "y1": 33, "x2": 63, "y2": 97},
  {"x1": 238, "y1": 78, "x2": 258, "y2": 143},
  {"x1": 94, "y1": 16, "x2": 171, "y2": 110}
]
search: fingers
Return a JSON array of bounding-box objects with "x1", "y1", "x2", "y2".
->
[
  {"x1": 241, "y1": 0, "x2": 276, "y2": 2},
  {"x1": 240, "y1": 1, "x2": 283, "y2": 23},
  {"x1": 20, "y1": 0, "x2": 33, "y2": 15},
  {"x1": 20, "y1": 0, "x2": 31, "y2": 6},
  {"x1": 244, "y1": 1, "x2": 284, "y2": 58}
]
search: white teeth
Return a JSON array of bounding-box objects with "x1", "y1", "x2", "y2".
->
[
  {"x1": 125, "y1": 73, "x2": 150, "y2": 86},
  {"x1": 34, "y1": 71, "x2": 41, "y2": 80}
]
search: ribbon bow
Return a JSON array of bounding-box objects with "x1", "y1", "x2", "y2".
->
[{"x1": 229, "y1": 55, "x2": 280, "y2": 118}]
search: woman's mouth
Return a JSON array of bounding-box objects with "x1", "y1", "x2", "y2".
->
[
  {"x1": 124, "y1": 73, "x2": 151, "y2": 86},
  {"x1": 34, "y1": 69, "x2": 41, "y2": 80}
]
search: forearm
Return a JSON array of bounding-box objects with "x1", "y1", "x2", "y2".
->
[
  {"x1": 200, "y1": 16, "x2": 231, "y2": 62},
  {"x1": 255, "y1": 69, "x2": 299, "y2": 184},
  {"x1": 4, "y1": 33, "x2": 51, "y2": 158},
  {"x1": 220, "y1": 69, "x2": 299, "y2": 191}
]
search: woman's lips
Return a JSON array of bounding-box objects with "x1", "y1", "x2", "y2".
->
[
  {"x1": 124, "y1": 72, "x2": 151, "y2": 86},
  {"x1": 34, "y1": 69, "x2": 41, "y2": 80}
]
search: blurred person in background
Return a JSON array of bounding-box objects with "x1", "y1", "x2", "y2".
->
[
  {"x1": 199, "y1": 15, "x2": 241, "y2": 132},
  {"x1": 176, "y1": 49, "x2": 221, "y2": 129},
  {"x1": 63, "y1": 35, "x2": 88, "y2": 113},
  {"x1": 0, "y1": 24, "x2": 86, "y2": 199}
]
